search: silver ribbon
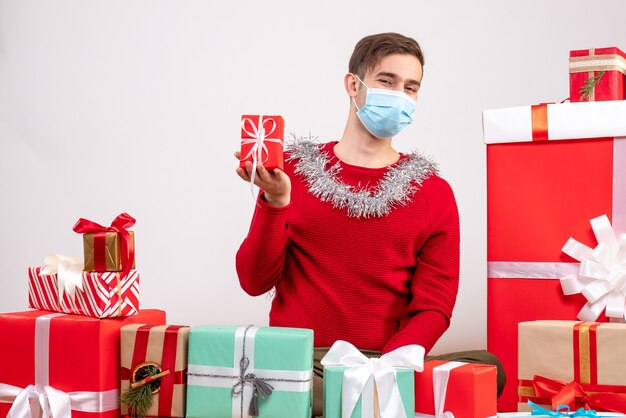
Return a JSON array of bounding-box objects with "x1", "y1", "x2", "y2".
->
[{"x1": 187, "y1": 325, "x2": 313, "y2": 418}]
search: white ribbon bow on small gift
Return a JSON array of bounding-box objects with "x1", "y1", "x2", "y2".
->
[
  {"x1": 39, "y1": 254, "x2": 84, "y2": 301},
  {"x1": 560, "y1": 214, "x2": 626, "y2": 322},
  {"x1": 320, "y1": 340, "x2": 424, "y2": 418},
  {"x1": 240, "y1": 116, "x2": 283, "y2": 199},
  {"x1": 241, "y1": 116, "x2": 281, "y2": 166}
]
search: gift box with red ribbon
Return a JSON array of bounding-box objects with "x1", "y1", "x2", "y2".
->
[
  {"x1": 28, "y1": 266, "x2": 140, "y2": 318},
  {"x1": 569, "y1": 47, "x2": 626, "y2": 102},
  {"x1": 518, "y1": 321, "x2": 626, "y2": 414},
  {"x1": 0, "y1": 309, "x2": 166, "y2": 418},
  {"x1": 73, "y1": 213, "x2": 136, "y2": 274},
  {"x1": 240, "y1": 115, "x2": 284, "y2": 171},
  {"x1": 120, "y1": 324, "x2": 190, "y2": 417},
  {"x1": 482, "y1": 100, "x2": 626, "y2": 411},
  {"x1": 414, "y1": 360, "x2": 497, "y2": 417}
]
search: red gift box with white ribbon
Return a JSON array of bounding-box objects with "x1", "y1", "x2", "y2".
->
[
  {"x1": 482, "y1": 100, "x2": 626, "y2": 411},
  {"x1": 414, "y1": 360, "x2": 497, "y2": 418},
  {"x1": 240, "y1": 115, "x2": 284, "y2": 171},
  {"x1": 0, "y1": 309, "x2": 166, "y2": 418}
]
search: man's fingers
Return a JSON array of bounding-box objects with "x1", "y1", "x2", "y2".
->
[
  {"x1": 234, "y1": 151, "x2": 241, "y2": 160},
  {"x1": 235, "y1": 167, "x2": 251, "y2": 182},
  {"x1": 255, "y1": 164, "x2": 272, "y2": 183},
  {"x1": 243, "y1": 162, "x2": 269, "y2": 188},
  {"x1": 273, "y1": 168, "x2": 288, "y2": 182},
  {"x1": 244, "y1": 161, "x2": 254, "y2": 177}
]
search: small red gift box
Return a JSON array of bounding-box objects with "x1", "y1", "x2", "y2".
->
[
  {"x1": 28, "y1": 266, "x2": 140, "y2": 318},
  {"x1": 483, "y1": 100, "x2": 626, "y2": 411},
  {"x1": 569, "y1": 47, "x2": 626, "y2": 102},
  {"x1": 240, "y1": 115, "x2": 284, "y2": 171},
  {"x1": 414, "y1": 360, "x2": 497, "y2": 417},
  {"x1": 0, "y1": 309, "x2": 166, "y2": 418}
]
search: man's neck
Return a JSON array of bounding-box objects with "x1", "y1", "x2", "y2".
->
[{"x1": 335, "y1": 115, "x2": 400, "y2": 168}]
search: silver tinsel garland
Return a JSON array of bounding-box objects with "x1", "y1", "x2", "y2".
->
[{"x1": 286, "y1": 139, "x2": 438, "y2": 218}]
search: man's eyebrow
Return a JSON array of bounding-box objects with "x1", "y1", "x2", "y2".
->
[{"x1": 374, "y1": 71, "x2": 421, "y2": 87}]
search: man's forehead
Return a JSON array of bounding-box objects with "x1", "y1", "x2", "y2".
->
[{"x1": 368, "y1": 54, "x2": 423, "y2": 83}]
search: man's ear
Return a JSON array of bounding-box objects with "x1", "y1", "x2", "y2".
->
[{"x1": 344, "y1": 73, "x2": 359, "y2": 98}]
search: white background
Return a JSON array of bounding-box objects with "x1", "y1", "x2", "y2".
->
[{"x1": 1, "y1": 0, "x2": 626, "y2": 354}]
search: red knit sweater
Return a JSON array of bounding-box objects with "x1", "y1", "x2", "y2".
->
[{"x1": 236, "y1": 141, "x2": 460, "y2": 354}]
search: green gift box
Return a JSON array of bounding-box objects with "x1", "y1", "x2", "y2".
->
[
  {"x1": 321, "y1": 341, "x2": 423, "y2": 418},
  {"x1": 324, "y1": 366, "x2": 414, "y2": 418},
  {"x1": 186, "y1": 325, "x2": 314, "y2": 418}
]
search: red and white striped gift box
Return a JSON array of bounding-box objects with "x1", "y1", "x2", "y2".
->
[{"x1": 28, "y1": 266, "x2": 140, "y2": 318}]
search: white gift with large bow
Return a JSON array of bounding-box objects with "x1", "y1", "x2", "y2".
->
[
  {"x1": 560, "y1": 214, "x2": 626, "y2": 322},
  {"x1": 321, "y1": 340, "x2": 424, "y2": 418},
  {"x1": 39, "y1": 254, "x2": 84, "y2": 301},
  {"x1": 0, "y1": 313, "x2": 119, "y2": 418}
]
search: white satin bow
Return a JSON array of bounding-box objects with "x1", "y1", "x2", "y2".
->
[
  {"x1": 321, "y1": 340, "x2": 424, "y2": 418},
  {"x1": 0, "y1": 383, "x2": 119, "y2": 418},
  {"x1": 39, "y1": 254, "x2": 84, "y2": 300},
  {"x1": 3, "y1": 384, "x2": 70, "y2": 418},
  {"x1": 560, "y1": 214, "x2": 626, "y2": 322}
]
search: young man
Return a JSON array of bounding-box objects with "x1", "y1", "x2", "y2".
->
[{"x1": 235, "y1": 33, "x2": 503, "y2": 416}]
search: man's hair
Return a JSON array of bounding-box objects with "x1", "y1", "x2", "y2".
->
[{"x1": 348, "y1": 32, "x2": 424, "y2": 79}]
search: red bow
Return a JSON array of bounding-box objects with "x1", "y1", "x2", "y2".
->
[
  {"x1": 533, "y1": 375, "x2": 626, "y2": 413},
  {"x1": 73, "y1": 213, "x2": 136, "y2": 282}
]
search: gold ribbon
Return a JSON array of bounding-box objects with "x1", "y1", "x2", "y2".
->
[
  {"x1": 569, "y1": 53, "x2": 626, "y2": 75},
  {"x1": 577, "y1": 323, "x2": 591, "y2": 385}
]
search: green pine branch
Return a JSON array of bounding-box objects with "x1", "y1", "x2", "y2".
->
[
  {"x1": 579, "y1": 71, "x2": 606, "y2": 101},
  {"x1": 121, "y1": 384, "x2": 154, "y2": 418},
  {"x1": 120, "y1": 365, "x2": 160, "y2": 418}
]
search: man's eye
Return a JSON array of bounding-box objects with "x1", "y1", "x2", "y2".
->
[
  {"x1": 380, "y1": 79, "x2": 392, "y2": 85},
  {"x1": 406, "y1": 87, "x2": 416, "y2": 93}
]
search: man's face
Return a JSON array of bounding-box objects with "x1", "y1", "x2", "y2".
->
[{"x1": 355, "y1": 53, "x2": 423, "y2": 108}]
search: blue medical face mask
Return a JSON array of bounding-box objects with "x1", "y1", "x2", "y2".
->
[{"x1": 352, "y1": 75, "x2": 417, "y2": 139}]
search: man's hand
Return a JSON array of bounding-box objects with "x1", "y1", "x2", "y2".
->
[{"x1": 234, "y1": 151, "x2": 291, "y2": 207}]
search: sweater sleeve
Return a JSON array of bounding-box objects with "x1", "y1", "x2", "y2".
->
[
  {"x1": 382, "y1": 176, "x2": 460, "y2": 354},
  {"x1": 235, "y1": 192, "x2": 291, "y2": 296}
]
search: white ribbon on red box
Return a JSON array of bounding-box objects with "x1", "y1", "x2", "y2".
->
[
  {"x1": 240, "y1": 115, "x2": 283, "y2": 199},
  {"x1": 561, "y1": 214, "x2": 626, "y2": 322},
  {"x1": 485, "y1": 103, "x2": 626, "y2": 321},
  {"x1": 0, "y1": 313, "x2": 119, "y2": 418},
  {"x1": 414, "y1": 361, "x2": 466, "y2": 418}
]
